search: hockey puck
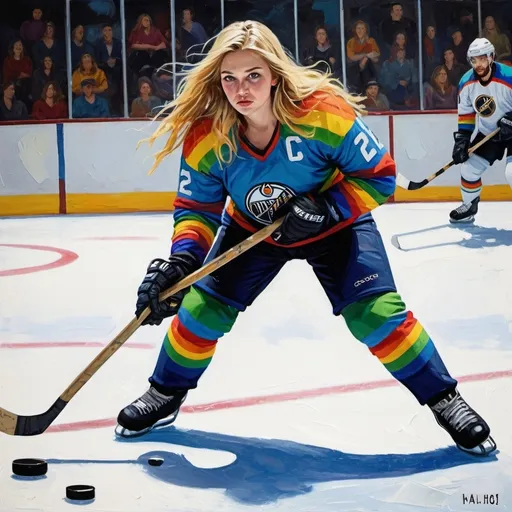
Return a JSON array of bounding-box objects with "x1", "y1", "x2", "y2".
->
[
  {"x1": 12, "y1": 458, "x2": 48, "y2": 477},
  {"x1": 66, "y1": 485, "x2": 95, "y2": 501},
  {"x1": 148, "y1": 457, "x2": 164, "y2": 467}
]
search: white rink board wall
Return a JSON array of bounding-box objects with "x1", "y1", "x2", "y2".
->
[
  {"x1": 392, "y1": 114, "x2": 506, "y2": 186},
  {"x1": 0, "y1": 123, "x2": 60, "y2": 214},
  {"x1": 63, "y1": 121, "x2": 177, "y2": 194},
  {"x1": 0, "y1": 113, "x2": 511, "y2": 216},
  {"x1": 362, "y1": 115, "x2": 389, "y2": 153}
]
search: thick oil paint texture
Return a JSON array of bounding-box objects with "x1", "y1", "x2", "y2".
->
[{"x1": 0, "y1": 204, "x2": 511, "y2": 511}]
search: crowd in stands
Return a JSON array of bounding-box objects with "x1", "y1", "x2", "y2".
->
[
  {"x1": 1, "y1": 1, "x2": 512, "y2": 122},
  {"x1": 0, "y1": 2, "x2": 210, "y2": 121},
  {"x1": 300, "y1": 2, "x2": 512, "y2": 112}
]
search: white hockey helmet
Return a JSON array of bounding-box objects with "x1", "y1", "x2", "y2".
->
[{"x1": 467, "y1": 37, "x2": 495, "y2": 65}]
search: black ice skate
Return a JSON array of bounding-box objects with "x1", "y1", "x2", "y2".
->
[
  {"x1": 449, "y1": 197, "x2": 479, "y2": 224},
  {"x1": 430, "y1": 389, "x2": 496, "y2": 456},
  {"x1": 115, "y1": 386, "x2": 188, "y2": 438}
]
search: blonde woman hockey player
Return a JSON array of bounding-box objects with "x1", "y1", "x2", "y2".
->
[
  {"x1": 450, "y1": 37, "x2": 512, "y2": 223},
  {"x1": 116, "y1": 21, "x2": 496, "y2": 456}
]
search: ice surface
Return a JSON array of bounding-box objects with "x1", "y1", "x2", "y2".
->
[{"x1": 1, "y1": 202, "x2": 511, "y2": 511}]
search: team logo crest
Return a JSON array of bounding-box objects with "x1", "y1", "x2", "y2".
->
[
  {"x1": 475, "y1": 94, "x2": 496, "y2": 117},
  {"x1": 245, "y1": 183, "x2": 295, "y2": 224}
]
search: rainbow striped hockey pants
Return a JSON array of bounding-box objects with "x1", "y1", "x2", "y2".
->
[{"x1": 150, "y1": 217, "x2": 457, "y2": 406}]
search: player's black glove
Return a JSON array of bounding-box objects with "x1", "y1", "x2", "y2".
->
[
  {"x1": 272, "y1": 193, "x2": 340, "y2": 245},
  {"x1": 452, "y1": 131, "x2": 472, "y2": 164},
  {"x1": 135, "y1": 252, "x2": 200, "y2": 326},
  {"x1": 497, "y1": 111, "x2": 512, "y2": 141}
]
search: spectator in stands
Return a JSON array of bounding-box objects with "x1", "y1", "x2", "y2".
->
[
  {"x1": 362, "y1": 80, "x2": 389, "y2": 111},
  {"x1": 393, "y1": 31, "x2": 408, "y2": 54},
  {"x1": 72, "y1": 53, "x2": 108, "y2": 96},
  {"x1": 303, "y1": 26, "x2": 337, "y2": 75},
  {"x1": 82, "y1": 0, "x2": 118, "y2": 43},
  {"x1": 459, "y1": 9, "x2": 478, "y2": 43},
  {"x1": 0, "y1": 82, "x2": 28, "y2": 121},
  {"x1": 180, "y1": 7, "x2": 208, "y2": 58},
  {"x1": 381, "y1": 3, "x2": 417, "y2": 49},
  {"x1": 32, "y1": 22, "x2": 65, "y2": 70},
  {"x1": 2, "y1": 40, "x2": 33, "y2": 106},
  {"x1": 128, "y1": 13, "x2": 168, "y2": 76},
  {"x1": 32, "y1": 55, "x2": 66, "y2": 104},
  {"x1": 379, "y1": 45, "x2": 417, "y2": 108},
  {"x1": 423, "y1": 25, "x2": 442, "y2": 80},
  {"x1": 480, "y1": 16, "x2": 511, "y2": 61},
  {"x1": 96, "y1": 23, "x2": 123, "y2": 112},
  {"x1": 449, "y1": 29, "x2": 469, "y2": 68},
  {"x1": 153, "y1": 8, "x2": 171, "y2": 43},
  {"x1": 346, "y1": 20, "x2": 380, "y2": 93},
  {"x1": 96, "y1": 23, "x2": 122, "y2": 71},
  {"x1": 151, "y1": 67, "x2": 175, "y2": 102},
  {"x1": 32, "y1": 81, "x2": 67, "y2": 120},
  {"x1": 71, "y1": 24, "x2": 96, "y2": 69},
  {"x1": 130, "y1": 77, "x2": 163, "y2": 118},
  {"x1": 442, "y1": 48, "x2": 468, "y2": 87},
  {"x1": 72, "y1": 78, "x2": 110, "y2": 118},
  {"x1": 424, "y1": 65, "x2": 457, "y2": 110},
  {"x1": 20, "y1": 7, "x2": 46, "y2": 54}
]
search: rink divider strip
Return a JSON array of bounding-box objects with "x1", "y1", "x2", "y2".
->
[
  {"x1": 0, "y1": 341, "x2": 153, "y2": 349},
  {"x1": 45, "y1": 368, "x2": 512, "y2": 433},
  {"x1": 57, "y1": 123, "x2": 67, "y2": 214}
]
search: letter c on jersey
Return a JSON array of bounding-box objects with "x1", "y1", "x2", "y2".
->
[{"x1": 285, "y1": 136, "x2": 304, "y2": 162}]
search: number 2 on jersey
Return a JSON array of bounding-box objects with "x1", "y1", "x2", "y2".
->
[
  {"x1": 179, "y1": 169, "x2": 192, "y2": 196},
  {"x1": 354, "y1": 117, "x2": 384, "y2": 163}
]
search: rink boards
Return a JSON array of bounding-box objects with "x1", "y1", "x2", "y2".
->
[{"x1": 1, "y1": 113, "x2": 511, "y2": 216}]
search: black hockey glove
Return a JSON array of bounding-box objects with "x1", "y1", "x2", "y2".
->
[
  {"x1": 135, "y1": 252, "x2": 200, "y2": 326},
  {"x1": 497, "y1": 111, "x2": 512, "y2": 141},
  {"x1": 272, "y1": 193, "x2": 339, "y2": 245},
  {"x1": 452, "y1": 131, "x2": 471, "y2": 164}
]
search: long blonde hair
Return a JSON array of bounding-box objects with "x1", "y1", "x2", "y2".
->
[{"x1": 146, "y1": 20, "x2": 365, "y2": 173}]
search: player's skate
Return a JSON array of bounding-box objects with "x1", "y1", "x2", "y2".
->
[
  {"x1": 449, "y1": 197, "x2": 479, "y2": 224},
  {"x1": 115, "y1": 386, "x2": 188, "y2": 438},
  {"x1": 430, "y1": 389, "x2": 496, "y2": 456}
]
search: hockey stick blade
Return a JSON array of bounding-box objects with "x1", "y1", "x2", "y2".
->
[
  {"x1": 390, "y1": 234, "x2": 402, "y2": 250},
  {"x1": 0, "y1": 399, "x2": 67, "y2": 436},
  {"x1": 399, "y1": 176, "x2": 429, "y2": 191},
  {"x1": 406, "y1": 179, "x2": 429, "y2": 191},
  {"x1": 397, "y1": 165, "x2": 451, "y2": 190},
  {"x1": 396, "y1": 127, "x2": 500, "y2": 191},
  {"x1": 395, "y1": 173, "x2": 412, "y2": 190},
  {"x1": 0, "y1": 217, "x2": 284, "y2": 436}
]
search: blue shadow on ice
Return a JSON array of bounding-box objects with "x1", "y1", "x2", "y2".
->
[
  {"x1": 111, "y1": 427, "x2": 497, "y2": 505},
  {"x1": 391, "y1": 224, "x2": 512, "y2": 252}
]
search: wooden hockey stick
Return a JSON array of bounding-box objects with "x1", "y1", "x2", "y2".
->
[
  {"x1": 396, "y1": 127, "x2": 501, "y2": 191},
  {"x1": 0, "y1": 217, "x2": 284, "y2": 436}
]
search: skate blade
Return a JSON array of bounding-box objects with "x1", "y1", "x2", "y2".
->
[
  {"x1": 114, "y1": 412, "x2": 179, "y2": 439},
  {"x1": 457, "y1": 436, "x2": 497, "y2": 456},
  {"x1": 449, "y1": 215, "x2": 475, "y2": 224}
]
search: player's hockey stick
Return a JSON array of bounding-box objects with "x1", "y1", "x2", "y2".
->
[
  {"x1": 0, "y1": 217, "x2": 284, "y2": 436},
  {"x1": 396, "y1": 127, "x2": 501, "y2": 191}
]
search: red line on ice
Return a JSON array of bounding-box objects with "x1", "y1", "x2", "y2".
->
[
  {"x1": 0, "y1": 243, "x2": 78, "y2": 277},
  {"x1": 0, "y1": 341, "x2": 153, "y2": 350},
  {"x1": 78, "y1": 236, "x2": 160, "y2": 241},
  {"x1": 45, "y1": 368, "x2": 512, "y2": 434}
]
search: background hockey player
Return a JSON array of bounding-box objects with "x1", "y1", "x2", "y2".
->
[
  {"x1": 451, "y1": 37, "x2": 512, "y2": 223},
  {"x1": 115, "y1": 20, "x2": 496, "y2": 456}
]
